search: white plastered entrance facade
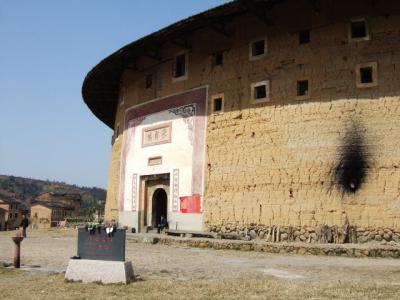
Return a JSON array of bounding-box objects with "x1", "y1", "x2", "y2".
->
[{"x1": 118, "y1": 88, "x2": 207, "y2": 232}]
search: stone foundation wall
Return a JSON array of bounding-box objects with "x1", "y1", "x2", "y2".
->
[{"x1": 208, "y1": 224, "x2": 400, "y2": 244}]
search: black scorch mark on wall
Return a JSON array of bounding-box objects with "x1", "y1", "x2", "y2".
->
[{"x1": 335, "y1": 124, "x2": 370, "y2": 194}]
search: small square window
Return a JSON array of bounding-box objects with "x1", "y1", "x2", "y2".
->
[
  {"x1": 252, "y1": 40, "x2": 265, "y2": 56},
  {"x1": 350, "y1": 19, "x2": 369, "y2": 41},
  {"x1": 255, "y1": 85, "x2": 266, "y2": 99},
  {"x1": 356, "y1": 62, "x2": 378, "y2": 88},
  {"x1": 211, "y1": 93, "x2": 224, "y2": 114},
  {"x1": 145, "y1": 74, "x2": 153, "y2": 89},
  {"x1": 214, "y1": 98, "x2": 222, "y2": 112},
  {"x1": 360, "y1": 67, "x2": 373, "y2": 83},
  {"x1": 249, "y1": 38, "x2": 267, "y2": 60},
  {"x1": 297, "y1": 80, "x2": 309, "y2": 97},
  {"x1": 299, "y1": 30, "x2": 310, "y2": 44},
  {"x1": 214, "y1": 52, "x2": 224, "y2": 66},
  {"x1": 250, "y1": 81, "x2": 270, "y2": 103},
  {"x1": 174, "y1": 53, "x2": 186, "y2": 78}
]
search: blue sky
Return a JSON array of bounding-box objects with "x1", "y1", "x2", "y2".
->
[{"x1": 0, "y1": 0, "x2": 230, "y2": 188}]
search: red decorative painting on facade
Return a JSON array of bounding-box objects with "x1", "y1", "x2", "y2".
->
[{"x1": 180, "y1": 195, "x2": 201, "y2": 213}]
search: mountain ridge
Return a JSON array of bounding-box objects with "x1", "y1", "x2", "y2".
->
[{"x1": 0, "y1": 174, "x2": 106, "y2": 209}]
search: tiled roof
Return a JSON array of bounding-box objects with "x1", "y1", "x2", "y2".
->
[{"x1": 31, "y1": 201, "x2": 74, "y2": 210}]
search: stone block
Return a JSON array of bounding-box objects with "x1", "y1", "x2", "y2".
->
[
  {"x1": 65, "y1": 259, "x2": 135, "y2": 284},
  {"x1": 142, "y1": 236, "x2": 160, "y2": 244}
]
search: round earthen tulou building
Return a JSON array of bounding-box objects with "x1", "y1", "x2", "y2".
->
[{"x1": 83, "y1": 0, "x2": 400, "y2": 243}]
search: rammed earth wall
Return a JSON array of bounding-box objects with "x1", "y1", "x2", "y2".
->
[
  {"x1": 103, "y1": 1, "x2": 400, "y2": 242},
  {"x1": 204, "y1": 97, "x2": 400, "y2": 242}
]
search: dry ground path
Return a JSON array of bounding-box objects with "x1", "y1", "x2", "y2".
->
[{"x1": 1, "y1": 228, "x2": 400, "y2": 285}]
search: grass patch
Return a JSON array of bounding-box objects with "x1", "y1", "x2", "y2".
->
[
  {"x1": 0, "y1": 228, "x2": 77, "y2": 239},
  {"x1": 0, "y1": 273, "x2": 399, "y2": 300},
  {"x1": 0, "y1": 267, "x2": 22, "y2": 276}
]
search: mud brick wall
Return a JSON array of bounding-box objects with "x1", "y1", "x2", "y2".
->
[
  {"x1": 105, "y1": 137, "x2": 122, "y2": 222},
  {"x1": 204, "y1": 97, "x2": 400, "y2": 241},
  {"x1": 31, "y1": 205, "x2": 52, "y2": 229},
  {"x1": 104, "y1": 1, "x2": 400, "y2": 241}
]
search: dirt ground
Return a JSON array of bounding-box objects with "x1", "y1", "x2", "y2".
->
[{"x1": 1, "y1": 229, "x2": 400, "y2": 299}]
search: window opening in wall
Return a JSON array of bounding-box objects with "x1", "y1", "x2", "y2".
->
[
  {"x1": 297, "y1": 80, "x2": 309, "y2": 97},
  {"x1": 356, "y1": 62, "x2": 377, "y2": 88},
  {"x1": 360, "y1": 67, "x2": 373, "y2": 84},
  {"x1": 255, "y1": 85, "x2": 266, "y2": 99},
  {"x1": 145, "y1": 74, "x2": 153, "y2": 89},
  {"x1": 213, "y1": 98, "x2": 223, "y2": 112},
  {"x1": 251, "y1": 81, "x2": 270, "y2": 103},
  {"x1": 211, "y1": 93, "x2": 224, "y2": 114},
  {"x1": 350, "y1": 19, "x2": 369, "y2": 40},
  {"x1": 214, "y1": 51, "x2": 224, "y2": 66},
  {"x1": 251, "y1": 39, "x2": 265, "y2": 57},
  {"x1": 174, "y1": 53, "x2": 186, "y2": 78},
  {"x1": 299, "y1": 30, "x2": 310, "y2": 44}
]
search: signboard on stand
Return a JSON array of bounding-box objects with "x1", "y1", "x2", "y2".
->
[
  {"x1": 65, "y1": 228, "x2": 134, "y2": 284},
  {"x1": 77, "y1": 228, "x2": 126, "y2": 261}
]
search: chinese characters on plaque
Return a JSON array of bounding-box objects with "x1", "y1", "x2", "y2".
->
[{"x1": 142, "y1": 122, "x2": 172, "y2": 147}]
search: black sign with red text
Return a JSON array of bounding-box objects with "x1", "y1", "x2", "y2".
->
[{"x1": 77, "y1": 228, "x2": 125, "y2": 261}]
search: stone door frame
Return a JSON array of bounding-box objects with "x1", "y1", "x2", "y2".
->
[{"x1": 138, "y1": 173, "x2": 170, "y2": 232}]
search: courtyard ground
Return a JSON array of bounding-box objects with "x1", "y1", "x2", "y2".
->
[{"x1": 0, "y1": 229, "x2": 400, "y2": 299}]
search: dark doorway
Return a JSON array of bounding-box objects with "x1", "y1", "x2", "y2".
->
[{"x1": 152, "y1": 188, "x2": 167, "y2": 228}]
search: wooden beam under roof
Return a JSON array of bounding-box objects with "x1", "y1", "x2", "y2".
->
[
  {"x1": 240, "y1": 0, "x2": 276, "y2": 26},
  {"x1": 143, "y1": 49, "x2": 162, "y2": 62},
  {"x1": 169, "y1": 37, "x2": 191, "y2": 50},
  {"x1": 209, "y1": 21, "x2": 231, "y2": 37},
  {"x1": 307, "y1": 0, "x2": 321, "y2": 13}
]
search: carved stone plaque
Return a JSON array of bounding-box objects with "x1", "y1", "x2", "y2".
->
[
  {"x1": 142, "y1": 122, "x2": 172, "y2": 147},
  {"x1": 148, "y1": 156, "x2": 162, "y2": 166}
]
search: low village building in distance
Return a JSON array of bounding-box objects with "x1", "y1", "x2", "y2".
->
[
  {"x1": 83, "y1": 0, "x2": 400, "y2": 243},
  {"x1": 0, "y1": 207, "x2": 7, "y2": 231},
  {"x1": 0, "y1": 196, "x2": 29, "y2": 230},
  {"x1": 31, "y1": 192, "x2": 82, "y2": 229}
]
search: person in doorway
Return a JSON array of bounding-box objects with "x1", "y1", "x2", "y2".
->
[
  {"x1": 157, "y1": 215, "x2": 168, "y2": 233},
  {"x1": 20, "y1": 214, "x2": 30, "y2": 238}
]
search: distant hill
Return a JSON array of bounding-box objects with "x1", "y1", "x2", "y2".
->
[{"x1": 0, "y1": 175, "x2": 106, "y2": 209}]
